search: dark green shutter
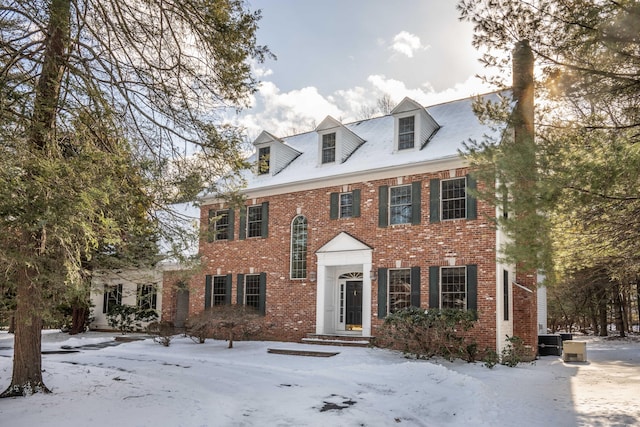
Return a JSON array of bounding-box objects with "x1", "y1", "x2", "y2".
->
[
  {"x1": 330, "y1": 193, "x2": 339, "y2": 219},
  {"x1": 466, "y1": 174, "x2": 477, "y2": 220},
  {"x1": 207, "y1": 210, "x2": 215, "y2": 242},
  {"x1": 378, "y1": 185, "x2": 389, "y2": 228},
  {"x1": 467, "y1": 265, "x2": 478, "y2": 317},
  {"x1": 429, "y1": 266, "x2": 440, "y2": 309},
  {"x1": 411, "y1": 181, "x2": 422, "y2": 225},
  {"x1": 503, "y1": 270, "x2": 509, "y2": 321},
  {"x1": 377, "y1": 268, "x2": 388, "y2": 319},
  {"x1": 204, "y1": 275, "x2": 212, "y2": 309},
  {"x1": 237, "y1": 274, "x2": 245, "y2": 305},
  {"x1": 410, "y1": 266, "x2": 421, "y2": 307},
  {"x1": 429, "y1": 179, "x2": 440, "y2": 223},
  {"x1": 239, "y1": 207, "x2": 247, "y2": 240},
  {"x1": 151, "y1": 286, "x2": 158, "y2": 310},
  {"x1": 258, "y1": 272, "x2": 267, "y2": 315},
  {"x1": 225, "y1": 274, "x2": 233, "y2": 305},
  {"x1": 227, "y1": 209, "x2": 235, "y2": 240},
  {"x1": 117, "y1": 284, "x2": 123, "y2": 305},
  {"x1": 261, "y1": 202, "x2": 269, "y2": 238},
  {"x1": 102, "y1": 287, "x2": 108, "y2": 313},
  {"x1": 352, "y1": 189, "x2": 361, "y2": 218}
]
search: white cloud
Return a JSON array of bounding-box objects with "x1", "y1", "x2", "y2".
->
[
  {"x1": 390, "y1": 31, "x2": 428, "y2": 58},
  {"x1": 235, "y1": 74, "x2": 494, "y2": 143},
  {"x1": 236, "y1": 82, "x2": 344, "y2": 139}
]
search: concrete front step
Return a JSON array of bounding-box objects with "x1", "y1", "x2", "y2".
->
[{"x1": 301, "y1": 334, "x2": 374, "y2": 348}]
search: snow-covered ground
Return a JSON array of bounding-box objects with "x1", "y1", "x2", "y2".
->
[{"x1": 0, "y1": 331, "x2": 638, "y2": 426}]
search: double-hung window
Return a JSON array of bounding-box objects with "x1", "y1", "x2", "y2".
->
[
  {"x1": 378, "y1": 182, "x2": 421, "y2": 227},
  {"x1": 258, "y1": 146, "x2": 270, "y2": 175},
  {"x1": 205, "y1": 274, "x2": 232, "y2": 308},
  {"x1": 103, "y1": 284, "x2": 122, "y2": 313},
  {"x1": 136, "y1": 284, "x2": 157, "y2": 310},
  {"x1": 428, "y1": 265, "x2": 478, "y2": 314},
  {"x1": 237, "y1": 273, "x2": 266, "y2": 315},
  {"x1": 388, "y1": 269, "x2": 412, "y2": 313},
  {"x1": 239, "y1": 203, "x2": 268, "y2": 240},
  {"x1": 330, "y1": 190, "x2": 360, "y2": 219},
  {"x1": 321, "y1": 133, "x2": 336, "y2": 164},
  {"x1": 398, "y1": 116, "x2": 415, "y2": 150},
  {"x1": 209, "y1": 209, "x2": 232, "y2": 241},
  {"x1": 247, "y1": 205, "x2": 263, "y2": 238},
  {"x1": 377, "y1": 267, "x2": 421, "y2": 318},
  {"x1": 441, "y1": 178, "x2": 466, "y2": 220},
  {"x1": 429, "y1": 175, "x2": 477, "y2": 222},
  {"x1": 339, "y1": 193, "x2": 353, "y2": 218},
  {"x1": 390, "y1": 185, "x2": 412, "y2": 225},
  {"x1": 244, "y1": 274, "x2": 261, "y2": 310},
  {"x1": 440, "y1": 267, "x2": 467, "y2": 309}
]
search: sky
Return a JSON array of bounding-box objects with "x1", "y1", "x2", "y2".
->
[{"x1": 237, "y1": 0, "x2": 493, "y2": 140}]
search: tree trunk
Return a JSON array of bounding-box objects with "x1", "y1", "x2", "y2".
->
[
  {"x1": 1, "y1": 266, "x2": 49, "y2": 397},
  {"x1": 596, "y1": 286, "x2": 608, "y2": 336},
  {"x1": 2, "y1": 0, "x2": 71, "y2": 398},
  {"x1": 8, "y1": 315, "x2": 16, "y2": 334},
  {"x1": 613, "y1": 288, "x2": 626, "y2": 338},
  {"x1": 69, "y1": 306, "x2": 87, "y2": 335}
]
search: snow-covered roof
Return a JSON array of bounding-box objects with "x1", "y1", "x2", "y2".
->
[{"x1": 208, "y1": 93, "x2": 506, "y2": 200}]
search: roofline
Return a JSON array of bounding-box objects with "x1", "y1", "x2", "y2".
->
[{"x1": 201, "y1": 154, "x2": 466, "y2": 204}]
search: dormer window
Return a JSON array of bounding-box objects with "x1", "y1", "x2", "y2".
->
[
  {"x1": 321, "y1": 133, "x2": 336, "y2": 164},
  {"x1": 398, "y1": 116, "x2": 415, "y2": 150},
  {"x1": 258, "y1": 146, "x2": 270, "y2": 175},
  {"x1": 392, "y1": 97, "x2": 440, "y2": 152}
]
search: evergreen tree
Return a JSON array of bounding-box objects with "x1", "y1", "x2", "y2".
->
[
  {"x1": 0, "y1": 0, "x2": 270, "y2": 396},
  {"x1": 457, "y1": 1, "x2": 640, "y2": 278}
]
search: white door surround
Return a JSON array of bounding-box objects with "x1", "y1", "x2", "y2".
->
[{"x1": 315, "y1": 232, "x2": 373, "y2": 336}]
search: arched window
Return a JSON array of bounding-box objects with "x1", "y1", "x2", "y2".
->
[{"x1": 290, "y1": 215, "x2": 308, "y2": 279}]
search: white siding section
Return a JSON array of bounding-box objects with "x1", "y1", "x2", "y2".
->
[
  {"x1": 90, "y1": 268, "x2": 162, "y2": 331},
  {"x1": 339, "y1": 126, "x2": 365, "y2": 162},
  {"x1": 253, "y1": 131, "x2": 302, "y2": 176},
  {"x1": 418, "y1": 110, "x2": 440, "y2": 148}
]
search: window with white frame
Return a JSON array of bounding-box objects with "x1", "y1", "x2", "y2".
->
[
  {"x1": 389, "y1": 185, "x2": 412, "y2": 225},
  {"x1": 103, "y1": 284, "x2": 122, "y2": 313},
  {"x1": 136, "y1": 284, "x2": 157, "y2": 310},
  {"x1": 441, "y1": 177, "x2": 466, "y2": 220},
  {"x1": 258, "y1": 146, "x2": 270, "y2": 175},
  {"x1": 339, "y1": 192, "x2": 353, "y2": 218},
  {"x1": 290, "y1": 215, "x2": 307, "y2": 279},
  {"x1": 211, "y1": 209, "x2": 230, "y2": 241},
  {"x1": 321, "y1": 133, "x2": 336, "y2": 164},
  {"x1": 398, "y1": 116, "x2": 415, "y2": 150},
  {"x1": 247, "y1": 205, "x2": 263, "y2": 238},
  {"x1": 244, "y1": 274, "x2": 261, "y2": 310},
  {"x1": 212, "y1": 276, "x2": 227, "y2": 306},
  {"x1": 388, "y1": 269, "x2": 411, "y2": 313},
  {"x1": 440, "y1": 266, "x2": 467, "y2": 309}
]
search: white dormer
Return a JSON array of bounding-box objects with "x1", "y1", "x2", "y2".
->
[
  {"x1": 253, "y1": 130, "x2": 301, "y2": 176},
  {"x1": 315, "y1": 116, "x2": 365, "y2": 166},
  {"x1": 391, "y1": 97, "x2": 440, "y2": 152}
]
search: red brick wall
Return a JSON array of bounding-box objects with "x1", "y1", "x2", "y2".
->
[{"x1": 162, "y1": 167, "x2": 534, "y2": 351}]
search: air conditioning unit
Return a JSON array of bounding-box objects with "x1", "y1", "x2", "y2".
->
[
  {"x1": 538, "y1": 334, "x2": 562, "y2": 356},
  {"x1": 562, "y1": 341, "x2": 587, "y2": 362}
]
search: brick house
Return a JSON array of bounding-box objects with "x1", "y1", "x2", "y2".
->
[{"x1": 162, "y1": 93, "x2": 539, "y2": 353}]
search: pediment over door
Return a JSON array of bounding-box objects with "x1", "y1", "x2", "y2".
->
[{"x1": 316, "y1": 232, "x2": 372, "y2": 254}]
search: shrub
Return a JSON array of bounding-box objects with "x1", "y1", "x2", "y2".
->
[
  {"x1": 186, "y1": 305, "x2": 264, "y2": 348},
  {"x1": 500, "y1": 335, "x2": 530, "y2": 367},
  {"x1": 106, "y1": 305, "x2": 158, "y2": 334},
  {"x1": 147, "y1": 321, "x2": 175, "y2": 347},
  {"x1": 376, "y1": 307, "x2": 477, "y2": 361},
  {"x1": 482, "y1": 349, "x2": 500, "y2": 369}
]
